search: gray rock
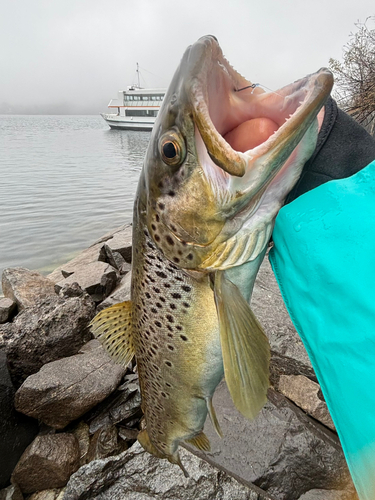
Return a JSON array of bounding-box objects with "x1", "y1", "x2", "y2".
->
[
  {"x1": 98, "y1": 225, "x2": 132, "y2": 264},
  {"x1": 28, "y1": 488, "x2": 66, "y2": 500},
  {"x1": 0, "y1": 484, "x2": 23, "y2": 500},
  {"x1": 70, "y1": 422, "x2": 90, "y2": 467},
  {"x1": 0, "y1": 290, "x2": 95, "y2": 387},
  {"x1": 12, "y1": 434, "x2": 79, "y2": 494},
  {"x1": 252, "y1": 256, "x2": 316, "y2": 384},
  {"x1": 85, "y1": 425, "x2": 126, "y2": 462},
  {"x1": 102, "y1": 245, "x2": 131, "y2": 274},
  {"x1": 63, "y1": 441, "x2": 266, "y2": 500},
  {"x1": 47, "y1": 243, "x2": 107, "y2": 284},
  {"x1": 0, "y1": 349, "x2": 39, "y2": 489},
  {"x1": 97, "y1": 271, "x2": 132, "y2": 312},
  {"x1": 0, "y1": 298, "x2": 16, "y2": 323},
  {"x1": 54, "y1": 262, "x2": 118, "y2": 303},
  {"x1": 2, "y1": 268, "x2": 56, "y2": 311},
  {"x1": 298, "y1": 489, "x2": 354, "y2": 500},
  {"x1": 278, "y1": 375, "x2": 335, "y2": 431},
  {"x1": 86, "y1": 379, "x2": 141, "y2": 434},
  {"x1": 14, "y1": 340, "x2": 126, "y2": 429},
  {"x1": 187, "y1": 382, "x2": 357, "y2": 500}
]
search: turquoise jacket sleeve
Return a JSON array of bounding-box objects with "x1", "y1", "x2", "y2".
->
[{"x1": 269, "y1": 160, "x2": 375, "y2": 500}]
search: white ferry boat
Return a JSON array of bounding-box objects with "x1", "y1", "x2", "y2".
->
[{"x1": 101, "y1": 65, "x2": 166, "y2": 131}]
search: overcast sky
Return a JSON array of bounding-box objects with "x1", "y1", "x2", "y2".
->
[{"x1": 1, "y1": 0, "x2": 373, "y2": 113}]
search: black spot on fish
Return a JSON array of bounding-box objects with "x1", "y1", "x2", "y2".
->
[
  {"x1": 182, "y1": 302, "x2": 190, "y2": 308},
  {"x1": 170, "y1": 303, "x2": 176, "y2": 310},
  {"x1": 165, "y1": 361, "x2": 172, "y2": 367},
  {"x1": 166, "y1": 315, "x2": 174, "y2": 323},
  {"x1": 153, "y1": 287, "x2": 161, "y2": 293},
  {"x1": 151, "y1": 224, "x2": 156, "y2": 231},
  {"x1": 155, "y1": 214, "x2": 160, "y2": 222},
  {"x1": 166, "y1": 235, "x2": 174, "y2": 246},
  {"x1": 154, "y1": 234, "x2": 160, "y2": 242},
  {"x1": 159, "y1": 296, "x2": 166, "y2": 303},
  {"x1": 171, "y1": 293, "x2": 181, "y2": 300},
  {"x1": 158, "y1": 202, "x2": 165, "y2": 210},
  {"x1": 180, "y1": 334, "x2": 188, "y2": 341},
  {"x1": 147, "y1": 242, "x2": 155, "y2": 250},
  {"x1": 173, "y1": 257, "x2": 180, "y2": 263},
  {"x1": 167, "y1": 344, "x2": 174, "y2": 351},
  {"x1": 176, "y1": 325, "x2": 183, "y2": 331},
  {"x1": 155, "y1": 321, "x2": 162, "y2": 328},
  {"x1": 151, "y1": 308, "x2": 157, "y2": 314},
  {"x1": 164, "y1": 283, "x2": 171, "y2": 288},
  {"x1": 181, "y1": 285, "x2": 191, "y2": 292},
  {"x1": 145, "y1": 292, "x2": 151, "y2": 299},
  {"x1": 156, "y1": 303, "x2": 162, "y2": 309},
  {"x1": 156, "y1": 271, "x2": 167, "y2": 279}
]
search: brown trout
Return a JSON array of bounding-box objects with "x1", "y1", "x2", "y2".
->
[{"x1": 91, "y1": 36, "x2": 333, "y2": 474}]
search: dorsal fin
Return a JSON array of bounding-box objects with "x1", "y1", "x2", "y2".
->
[{"x1": 89, "y1": 301, "x2": 134, "y2": 367}]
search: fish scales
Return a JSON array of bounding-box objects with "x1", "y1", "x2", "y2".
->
[{"x1": 131, "y1": 203, "x2": 222, "y2": 456}]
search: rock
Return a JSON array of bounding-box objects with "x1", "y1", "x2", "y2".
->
[
  {"x1": 298, "y1": 489, "x2": 354, "y2": 500},
  {"x1": 54, "y1": 262, "x2": 118, "y2": 303},
  {"x1": 186, "y1": 382, "x2": 357, "y2": 500},
  {"x1": 0, "y1": 290, "x2": 95, "y2": 387},
  {"x1": 102, "y1": 246, "x2": 131, "y2": 274},
  {"x1": 97, "y1": 271, "x2": 132, "y2": 312},
  {"x1": 2, "y1": 268, "x2": 56, "y2": 311},
  {"x1": 0, "y1": 484, "x2": 23, "y2": 500},
  {"x1": 85, "y1": 425, "x2": 126, "y2": 462},
  {"x1": 252, "y1": 256, "x2": 316, "y2": 385},
  {"x1": 63, "y1": 441, "x2": 265, "y2": 500},
  {"x1": 12, "y1": 434, "x2": 79, "y2": 494},
  {"x1": 28, "y1": 488, "x2": 66, "y2": 500},
  {"x1": 70, "y1": 422, "x2": 90, "y2": 467},
  {"x1": 47, "y1": 243, "x2": 107, "y2": 284},
  {"x1": 0, "y1": 298, "x2": 16, "y2": 323},
  {"x1": 278, "y1": 375, "x2": 335, "y2": 431},
  {"x1": 0, "y1": 349, "x2": 39, "y2": 489},
  {"x1": 98, "y1": 225, "x2": 132, "y2": 264},
  {"x1": 15, "y1": 340, "x2": 126, "y2": 429}
]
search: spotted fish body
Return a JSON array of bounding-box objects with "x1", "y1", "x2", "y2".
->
[
  {"x1": 132, "y1": 192, "x2": 222, "y2": 459},
  {"x1": 91, "y1": 35, "x2": 333, "y2": 473}
]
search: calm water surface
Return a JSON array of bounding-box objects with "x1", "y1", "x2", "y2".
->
[{"x1": 0, "y1": 115, "x2": 150, "y2": 291}]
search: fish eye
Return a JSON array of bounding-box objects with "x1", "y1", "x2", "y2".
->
[{"x1": 159, "y1": 130, "x2": 186, "y2": 167}]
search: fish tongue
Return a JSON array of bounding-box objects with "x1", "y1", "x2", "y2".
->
[{"x1": 224, "y1": 118, "x2": 279, "y2": 153}]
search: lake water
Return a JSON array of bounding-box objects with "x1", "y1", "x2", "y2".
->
[{"x1": 0, "y1": 115, "x2": 150, "y2": 292}]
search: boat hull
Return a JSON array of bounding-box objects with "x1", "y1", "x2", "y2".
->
[{"x1": 101, "y1": 113, "x2": 154, "y2": 131}]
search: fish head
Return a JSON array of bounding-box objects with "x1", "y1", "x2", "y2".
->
[{"x1": 142, "y1": 35, "x2": 333, "y2": 270}]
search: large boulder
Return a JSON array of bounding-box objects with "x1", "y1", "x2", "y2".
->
[
  {"x1": 0, "y1": 350, "x2": 38, "y2": 489},
  {"x1": 15, "y1": 340, "x2": 126, "y2": 429},
  {"x1": 11, "y1": 434, "x2": 80, "y2": 494},
  {"x1": 188, "y1": 382, "x2": 357, "y2": 500},
  {"x1": 63, "y1": 441, "x2": 265, "y2": 500},
  {"x1": 2, "y1": 268, "x2": 56, "y2": 311},
  {"x1": 0, "y1": 284, "x2": 95, "y2": 387}
]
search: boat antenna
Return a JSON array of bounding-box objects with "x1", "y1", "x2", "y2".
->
[{"x1": 136, "y1": 62, "x2": 140, "y2": 88}]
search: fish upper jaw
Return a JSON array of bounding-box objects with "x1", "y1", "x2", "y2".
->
[{"x1": 143, "y1": 36, "x2": 333, "y2": 270}]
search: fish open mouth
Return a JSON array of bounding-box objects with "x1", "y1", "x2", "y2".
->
[{"x1": 188, "y1": 36, "x2": 333, "y2": 204}]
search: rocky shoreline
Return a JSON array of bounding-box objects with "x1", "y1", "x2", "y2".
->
[{"x1": 0, "y1": 225, "x2": 358, "y2": 500}]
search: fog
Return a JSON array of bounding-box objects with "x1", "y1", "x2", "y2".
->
[{"x1": 1, "y1": 0, "x2": 373, "y2": 114}]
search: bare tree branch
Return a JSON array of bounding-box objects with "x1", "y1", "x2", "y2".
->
[{"x1": 329, "y1": 17, "x2": 375, "y2": 136}]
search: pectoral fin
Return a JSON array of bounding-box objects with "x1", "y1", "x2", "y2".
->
[
  {"x1": 206, "y1": 397, "x2": 223, "y2": 438},
  {"x1": 89, "y1": 301, "x2": 134, "y2": 367},
  {"x1": 186, "y1": 431, "x2": 211, "y2": 451},
  {"x1": 214, "y1": 271, "x2": 270, "y2": 420}
]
